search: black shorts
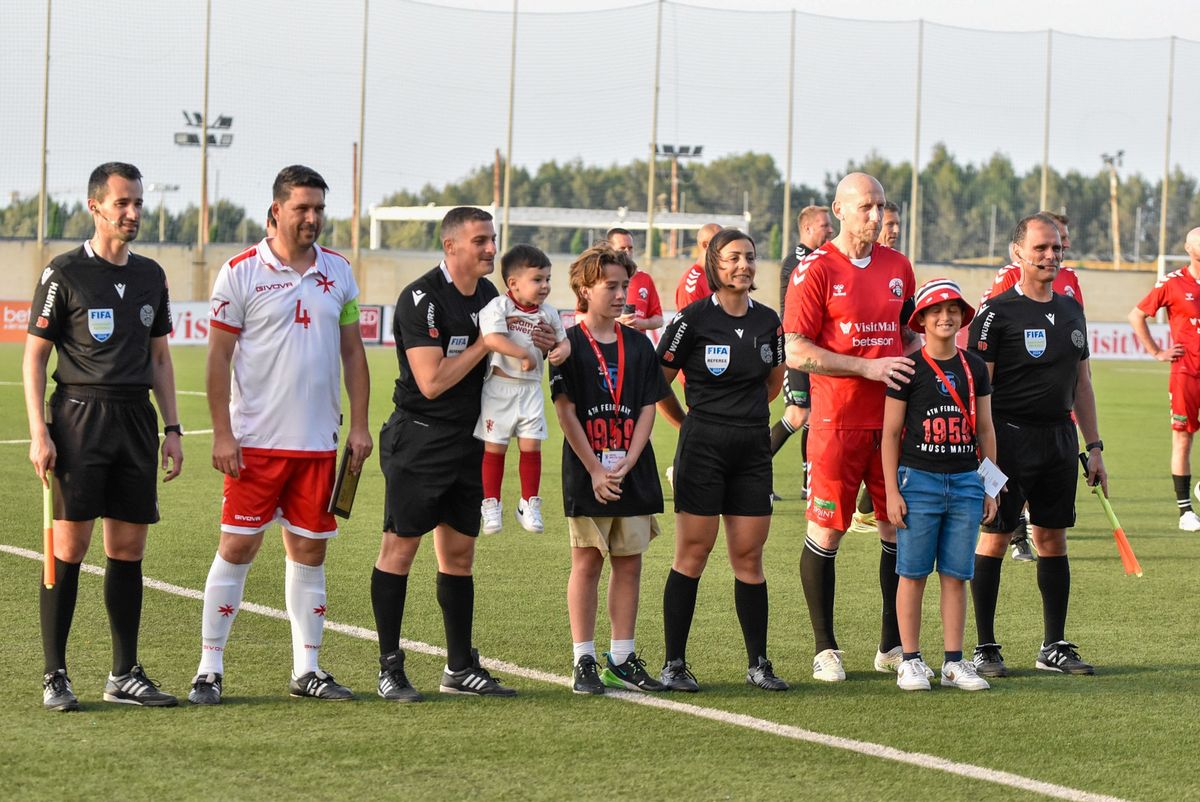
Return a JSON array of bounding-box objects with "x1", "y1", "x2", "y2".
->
[
  {"x1": 380, "y1": 411, "x2": 484, "y2": 537},
  {"x1": 673, "y1": 416, "x2": 772, "y2": 516},
  {"x1": 983, "y1": 418, "x2": 1079, "y2": 534},
  {"x1": 48, "y1": 387, "x2": 159, "y2": 524},
  {"x1": 783, "y1": 368, "x2": 811, "y2": 408}
]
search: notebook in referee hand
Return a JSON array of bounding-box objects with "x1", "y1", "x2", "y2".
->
[{"x1": 328, "y1": 444, "x2": 361, "y2": 519}]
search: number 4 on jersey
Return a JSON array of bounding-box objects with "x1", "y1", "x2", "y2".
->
[{"x1": 294, "y1": 300, "x2": 312, "y2": 329}]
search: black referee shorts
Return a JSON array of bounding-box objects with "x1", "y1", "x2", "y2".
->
[
  {"x1": 48, "y1": 387, "x2": 159, "y2": 524},
  {"x1": 983, "y1": 417, "x2": 1078, "y2": 534},
  {"x1": 673, "y1": 416, "x2": 773, "y2": 517},
  {"x1": 783, "y1": 368, "x2": 811, "y2": 409},
  {"x1": 380, "y1": 411, "x2": 484, "y2": 537}
]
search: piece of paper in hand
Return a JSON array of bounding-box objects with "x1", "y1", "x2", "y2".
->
[{"x1": 977, "y1": 457, "x2": 1008, "y2": 499}]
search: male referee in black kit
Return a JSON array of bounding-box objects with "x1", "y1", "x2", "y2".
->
[
  {"x1": 24, "y1": 162, "x2": 183, "y2": 711},
  {"x1": 370, "y1": 207, "x2": 555, "y2": 700},
  {"x1": 967, "y1": 212, "x2": 1107, "y2": 677}
]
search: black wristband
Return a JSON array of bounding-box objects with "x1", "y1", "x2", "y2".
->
[
  {"x1": 164, "y1": 424, "x2": 183, "y2": 437},
  {"x1": 1085, "y1": 440, "x2": 1103, "y2": 452}
]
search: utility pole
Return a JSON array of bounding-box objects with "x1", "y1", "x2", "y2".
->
[
  {"x1": 908, "y1": 19, "x2": 924, "y2": 264},
  {"x1": 781, "y1": 9, "x2": 796, "y2": 260},
  {"x1": 1102, "y1": 151, "x2": 1124, "y2": 270},
  {"x1": 501, "y1": 0, "x2": 518, "y2": 255},
  {"x1": 37, "y1": 0, "x2": 52, "y2": 248},
  {"x1": 644, "y1": 0, "x2": 663, "y2": 266}
]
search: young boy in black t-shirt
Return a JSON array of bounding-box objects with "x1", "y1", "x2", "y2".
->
[
  {"x1": 548, "y1": 245, "x2": 669, "y2": 695},
  {"x1": 882, "y1": 279, "x2": 999, "y2": 692}
]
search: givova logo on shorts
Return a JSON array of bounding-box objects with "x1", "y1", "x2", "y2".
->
[
  {"x1": 88, "y1": 308, "x2": 115, "y2": 342},
  {"x1": 705, "y1": 345, "x2": 730, "y2": 375}
]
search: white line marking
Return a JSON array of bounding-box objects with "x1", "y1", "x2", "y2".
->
[
  {"x1": 0, "y1": 543, "x2": 1126, "y2": 802},
  {"x1": 0, "y1": 428, "x2": 214, "y2": 445}
]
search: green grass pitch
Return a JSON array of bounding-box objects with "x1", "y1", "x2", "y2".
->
[{"x1": 0, "y1": 343, "x2": 1196, "y2": 801}]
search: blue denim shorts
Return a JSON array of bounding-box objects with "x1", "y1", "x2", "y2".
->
[{"x1": 895, "y1": 466, "x2": 985, "y2": 580}]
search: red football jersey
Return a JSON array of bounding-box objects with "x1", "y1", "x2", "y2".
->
[
  {"x1": 981, "y1": 262, "x2": 1084, "y2": 308},
  {"x1": 628, "y1": 270, "x2": 663, "y2": 321},
  {"x1": 784, "y1": 242, "x2": 916, "y2": 430},
  {"x1": 1136, "y1": 269, "x2": 1200, "y2": 376},
  {"x1": 675, "y1": 263, "x2": 711, "y2": 311}
]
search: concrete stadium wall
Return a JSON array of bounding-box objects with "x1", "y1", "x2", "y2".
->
[{"x1": 0, "y1": 240, "x2": 1154, "y2": 323}]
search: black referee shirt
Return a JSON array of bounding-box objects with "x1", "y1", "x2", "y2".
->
[
  {"x1": 391, "y1": 264, "x2": 499, "y2": 427},
  {"x1": 27, "y1": 244, "x2": 172, "y2": 389},
  {"x1": 967, "y1": 286, "x2": 1089, "y2": 426},
  {"x1": 657, "y1": 295, "x2": 784, "y2": 425}
]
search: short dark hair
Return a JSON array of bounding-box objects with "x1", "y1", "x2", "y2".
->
[
  {"x1": 1012, "y1": 212, "x2": 1061, "y2": 245},
  {"x1": 606, "y1": 227, "x2": 633, "y2": 241},
  {"x1": 501, "y1": 243, "x2": 551, "y2": 282},
  {"x1": 272, "y1": 165, "x2": 328, "y2": 202},
  {"x1": 570, "y1": 244, "x2": 631, "y2": 312},
  {"x1": 441, "y1": 206, "x2": 494, "y2": 243},
  {"x1": 1038, "y1": 210, "x2": 1069, "y2": 228},
  {"x1": 704, "y1": 228, "x2": 757, "y2": 294},
  {"x1": 88, "y1": 162, "x2": 142, "y2": 201},
  {"x1": 882, "y1": 201, "x2": 900, "y2": 214}
]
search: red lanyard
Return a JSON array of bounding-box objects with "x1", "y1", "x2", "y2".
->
[
  {"x1": 579, "y1": 322, "x2": 625, "y2": 419},
  {"x1": 921, "y1": 347, "x2": 975, "y2": 436}
]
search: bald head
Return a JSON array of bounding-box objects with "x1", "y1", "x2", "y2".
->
[
  {"x1": 697, "y1": 222, "x2": 722, "y2": 254},
  {"x1": 1186, "y1": 227, "x2": 1200, "y2": 263},
  {"x1": 832, "y1": 172, "x2": 887, "y2": 252}
]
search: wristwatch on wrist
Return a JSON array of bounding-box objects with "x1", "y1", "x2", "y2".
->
[
  {"x1": 1085, "y1": 440, "x2": 1103, "y2": 453},
  {"x1": 164, "y1": 424, "x2": 184, "y2": 437}
]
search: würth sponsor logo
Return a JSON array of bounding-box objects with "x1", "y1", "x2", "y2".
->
[{"x1": 40, "y1": 281, "x2": 59, "y2": 320}]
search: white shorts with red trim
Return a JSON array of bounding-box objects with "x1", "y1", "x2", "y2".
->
[
  {"x1": 221, "y1": 449, "x2": 338, "y2": 538},
  {"x1": 474, "y1": 374, "x2": 547, "y2": 444}
]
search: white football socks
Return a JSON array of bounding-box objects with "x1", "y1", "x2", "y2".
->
[
  {"x1": 198, "y1": 554, "x2": 251, "y2": 676},
  {"x1": 609, "y1": 638, "x2": 635, "y2": 666},
  {"x1": 285, "y1": 559, "x2": 327, "y2": 677}
]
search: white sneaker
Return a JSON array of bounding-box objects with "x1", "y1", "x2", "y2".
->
[
  {"x1": 896, "y1": 658, "x2": 931, "y2": 691},
  {"x1": 875, "y1": 646, "x2": 934, "y2": 678},
  {"x1": 481, "y1": 498, "x2": 503, "y2": 534},
  {"x1": 665, "y1": 466, "x2": 675, "y2": 492},
  {"x1": 515, "y1": 496, "x2": 544, "y2": 533},
  {"x1": 812, "y1": 649, "x2": 846, "y2": 682},
  {"x1": 874, "y1": 645, "x2": 903, "y2": 673},
  {"x1": 1179, "y1": 510, "x2": 1200, "y2": 532},
  {"x1": 940, "y1": 658, "x2": 991, "y2": 691}
]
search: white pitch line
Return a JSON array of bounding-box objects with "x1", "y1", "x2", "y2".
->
[
  {"x1": 0, "y1": 543, "x2": 1126, "y2": 802},
  {"x1": 0, "y1": 428, "x2": 214, "y2": 445}
]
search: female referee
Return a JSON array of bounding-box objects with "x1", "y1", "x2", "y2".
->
[{"x1": 655, "y1": 228, "x2": 788, "y2": 692}]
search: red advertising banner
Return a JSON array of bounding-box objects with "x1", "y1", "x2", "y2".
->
[{"x1": 0, "y1": 301, "x2": 32, "y2": 343}]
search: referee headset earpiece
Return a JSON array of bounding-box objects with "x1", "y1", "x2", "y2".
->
[{"x1": 90, "y1": 203, "x2": 122, "y2": 230}]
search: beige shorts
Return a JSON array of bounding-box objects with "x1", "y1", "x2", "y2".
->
[{"x1": 568, "y1": 515, "x2": 660, "y2": 556}]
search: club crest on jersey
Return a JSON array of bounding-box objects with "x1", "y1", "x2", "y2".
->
[
  {"x1": 88, "y1": 308, "x2": 115, "y2": 342},
  {"x1": 1024, "y1": 328, "x2": 1047, "y2": 358},
  {"x1": 935, "y1": 371, "x2": 958, "y2": 396},
  {"x1": 638, "y1": 287, "x2": 648, "y2": 300},
  {"x1": 889, "y1": 278, "x2": 904, "y2": 298},
  {"x1": 705, "y1": 345, "x2": 731, "y2": 376}
]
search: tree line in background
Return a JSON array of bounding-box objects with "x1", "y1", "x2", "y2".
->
[{"x1": 4, "y1": 145, "x2": 1198, "y2": 263}]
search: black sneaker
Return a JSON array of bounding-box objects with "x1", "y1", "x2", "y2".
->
[
  {"x1": 746, "y1": 656, "x2": 789, "y2": 691},
  {"x1": 378, "y1": 650, "x2": 423, "y2": 702},
  {"x1": 439, "y1": 648, "x2": 518, "y2": 697},
  {"x1": 188, "y1": 672, "x2": 223, "y2": 705},
  {"x1": 103, "y1": 664, "x2": 178, "y2": 707},
  {"x1": 972, "y1": 643, "x2": 1009, "y2": 678},
  {"x1": 1036, "y1": 641, "x2": 1095, "y2": 675},
  {"x1": 572, "y1": 655, "x2": 605, "y2": 695},
  {"x1": 43, "y1": 669, "x2": 79, "y2": 712},
  {"x1": 289, "y1": 669, "x2": 353, "y2": 700},
  {"x1": 659, "y1": 658, "x2": 700, "y2": 692},
  {"x1": 600, "y1": 651, "x2": 665, "y2": 692}
]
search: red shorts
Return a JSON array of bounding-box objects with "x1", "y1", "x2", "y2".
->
[
  {"x1": 1169, "y1": 373, "x2": 1200, "y2": 433},
  {"x1": 221, "y1": 450, "x2": 337, "y2": 538},
  {"x1": 806, "y1": 428, "x2": 886, "y2": 532}
]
